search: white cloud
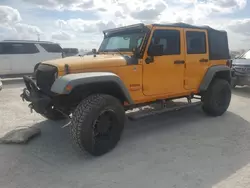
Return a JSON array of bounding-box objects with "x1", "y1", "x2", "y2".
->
[
  {"x1": 22, "y1": 0, "x2": 96, "y2": 11},
  {"x1": 14, "y1": 23, "x2": 41, "y2": 35},
  {"x1": 0, "y1": 6, "x2": 42, "y2": 40},
  {"x1": 56, "y1": 19, "x2": 116, "y2": 33},
  {"x1": 51, "y1": 31, "x2": 73, "y2": 40},
  {"x1": 1, "y1": 1, "x2": 250, "y2": 50},
  {"x1": 228, "y1": 19, "x2": 250, "y2": 36},
  {"x1": 0, "y1": 6, "x2": 21, "y2": 26}
]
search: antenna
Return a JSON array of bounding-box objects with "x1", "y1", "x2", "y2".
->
[{"x1": 37, "y1": 33, "x2": 40, "y2": 41}]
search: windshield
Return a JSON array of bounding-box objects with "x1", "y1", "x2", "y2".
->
[
  {"x1": 240, "y1": 50, "x2": 250, "y2": 59},
  {"x1": 98, "y1": 31, "x2": 145, "y2": 52}
]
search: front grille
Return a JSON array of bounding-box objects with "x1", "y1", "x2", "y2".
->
[
  {"x1": 233, "y1": 65, "x2": 250, "y2": 74},
  {"x1": 35, "y1": 64, "x2": 57, "y2": 94}
]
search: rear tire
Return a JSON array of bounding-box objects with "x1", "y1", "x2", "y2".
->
[
  {"x1": 70, "y1": 94, "x2": 125, "y2": 156},
  {"x1": 201, "y1": 79, "x2": 231, "y2": 116}
]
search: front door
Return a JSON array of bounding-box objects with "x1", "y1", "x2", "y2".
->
[
  {"x1": 184, "y1": 29, "x2": 209, "y2": 90},
  {"x1": 142, "y1": 27, "x2": 185, "y2": 96}
]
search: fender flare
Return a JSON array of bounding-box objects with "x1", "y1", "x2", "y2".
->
[
  {"x1": 199, "y1": 65, "x2": 231, "y2": 92},
  {"x1": 51, "y1": 72, "x2": 134, "y2": 104}
]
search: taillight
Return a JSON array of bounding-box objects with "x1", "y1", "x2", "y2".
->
[{"x1": 226, "y1": 59, "x2": 232, "y2": 68}]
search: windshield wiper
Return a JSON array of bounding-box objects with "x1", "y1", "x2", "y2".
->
[{"x1": 114, "y1": 48, "x2": 123, "y2": 56}]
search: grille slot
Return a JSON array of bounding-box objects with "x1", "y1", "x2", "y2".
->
[{"x1": 35, "y1": 64, "x2": 57, "y2": 94}]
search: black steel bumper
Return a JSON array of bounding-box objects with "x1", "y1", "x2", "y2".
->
[{"x1": 20, "y1": 76, "x2": 51, "y2": 114}]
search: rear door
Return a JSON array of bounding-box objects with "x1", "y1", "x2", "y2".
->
[{"x1": 184, "y1": 29, "x2": 209, "y2": 90}]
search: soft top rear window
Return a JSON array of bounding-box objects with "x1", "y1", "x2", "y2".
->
[
  {"x1": 208, "y1": 30, "x2": 230, "y2": 60},
  {"x1": 40, "y1": 43, "x2": 62, "y2": 53}
]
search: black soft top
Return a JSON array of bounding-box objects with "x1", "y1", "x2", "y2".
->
[
  {"x1": 153, "y1": 23, "x2": 230, "y2": 60},
  {"x1": 152, "y1": 23, "x2": 221, "y2": 31},
  {"x1": 103, "y1": 23, "x2": 230, "y2": 60}
]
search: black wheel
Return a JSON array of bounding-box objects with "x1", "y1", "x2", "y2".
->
[
  {"x1": 41, "y1": 106, "x2": 68, "y2": 121},
  {"x1": 70, "y1": 94, "x2": 125, "y2": 156},
  {"x1": 201, "y1": 79, "x2": 231, "y2": 116}
]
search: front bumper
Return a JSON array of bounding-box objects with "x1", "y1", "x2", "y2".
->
[
  {"x1": 20, "y1": 76, "x2": 52, "y2": 114},
  {"x1": 231, "y1": 70, "x2": 250, "y2": 86}
]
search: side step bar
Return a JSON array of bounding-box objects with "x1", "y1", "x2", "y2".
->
[{"x1": 127, "y1": 101, "x2": 201, "y2": 121}]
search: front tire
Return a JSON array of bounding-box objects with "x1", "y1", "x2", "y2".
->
[
  {"x1": 70, "y1": 94, "x2": 125, "y2": 156},
  {"x1": 201, "y1": 79, "x2": 231, "y2": 116}
]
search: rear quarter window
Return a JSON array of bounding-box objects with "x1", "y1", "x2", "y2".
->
[
  {"x1": 208, "y1": 30, "x2": 230, "y2": 60},
  {"x1": 40, "y1": 43, "x2": 62, "y2": 53}
]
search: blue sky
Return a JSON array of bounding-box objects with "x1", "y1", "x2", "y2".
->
[{"x1": 0, "y1": 0, "x2": 250, "y2": 50}]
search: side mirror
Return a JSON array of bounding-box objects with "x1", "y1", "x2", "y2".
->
[{"x1": 148, "y1": 44, "x2": 164, "y2": 56}]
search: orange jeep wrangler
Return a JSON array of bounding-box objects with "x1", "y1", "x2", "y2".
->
[{"x1": 21, "y1": 23, "x2": 232, "y2": 156}]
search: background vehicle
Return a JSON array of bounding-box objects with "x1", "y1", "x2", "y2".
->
[
  {"x1": 21, "y1": 23, "x2": 232, "y2": 156},
  {"x1": 62, "y1": 48, "x2": 79, "y2": 58},
  {"x1": 75, "y1": 50, "x2": 93, "y2": 56},
  {"x1": 0, "y1": 80, "x2": 2, "y2": 91},
  {"x1": 231, "y1": 49, "x2": 250, "y2": 88},
  {"x1": 0, "y1": 40, "x2": 63, "y2": 78}
]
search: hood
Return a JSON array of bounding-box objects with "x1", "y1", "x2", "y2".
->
[
  {"x1": 232, "y1": 59, "x2": 250, "y2": 66},
  {"x1": 42, "y1": 54, "x2": 127, "y2": 73}
]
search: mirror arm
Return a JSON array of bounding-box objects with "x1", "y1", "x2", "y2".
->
[{"x1": 145, "y1": 56, "x2": 154, "y2": 64}]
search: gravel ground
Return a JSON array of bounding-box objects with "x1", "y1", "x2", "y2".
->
[{"x1": 1, "y1": 80, "x2": 250, "y2": 188}]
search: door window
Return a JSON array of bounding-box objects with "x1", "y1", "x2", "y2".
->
[
  {"x1": 186, "y1": 31, "x2": 206, "y2": 54},
  {"x1": 0, "y1": 43, "x2": 39, "y2": 54},
  {"x1": 149, "y1": 29, "x2": 181, "y2": 55}
]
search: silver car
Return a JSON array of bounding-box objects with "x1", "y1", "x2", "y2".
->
[{"x1": 0, "y1": 80, "x2": 2, "y2": 91}]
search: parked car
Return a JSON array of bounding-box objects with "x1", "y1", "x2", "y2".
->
[
  {"x1": 231, "y1": 49, "x2": 250, "y2": 88},
  {"x1": 0, "y1": 40, "x2": 63, "y2": 78},
  {"x1": 75, "y1": 51, "x2": 94, "y2": 56},
  {"x1": 62, "y1": 48, "x2": 79, "y2": 58},
  {"x1": 0, "y1": 80, "x2": 2, "y2": 91}
]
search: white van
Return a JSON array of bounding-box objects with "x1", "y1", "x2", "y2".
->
[{"x1": 0, "y1": 40, "x2": 63, "y2": 78}]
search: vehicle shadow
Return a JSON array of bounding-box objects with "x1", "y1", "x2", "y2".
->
[
  {"x1": 232, "y1": 86, "x2": 250, "y2": 98},
  {"x1": 2, "y1": 107, "x2": 250, "y2": 188}
]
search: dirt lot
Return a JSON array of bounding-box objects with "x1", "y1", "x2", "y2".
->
[{"x1": 1, "y1": 80, "x2": 250, "y2": 188}]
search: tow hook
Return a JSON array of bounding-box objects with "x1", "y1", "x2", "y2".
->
[{"x1": 28, "y1": 103, "x2": 34, "y2": 113}]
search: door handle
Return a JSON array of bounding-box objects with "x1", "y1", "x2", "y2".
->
[
  {"x1": 174, "y1": 60, "x2": 185, "y2": 64},
  {"x1": 199, "y1": 58, "x2": 208, "y2": 63}
]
